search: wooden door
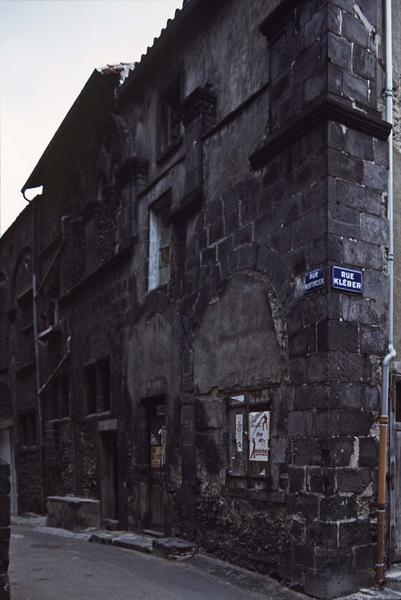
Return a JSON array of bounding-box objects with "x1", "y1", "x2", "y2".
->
[
  {"x1": 148, "y1": 402, "x2": 166, "y2": 531},
  {"x1": 99, "y1": 431, "x2": 119, "y2": 521},
  {"x1": 0, "y1": 427, "x2": 17, "y2": 515}
]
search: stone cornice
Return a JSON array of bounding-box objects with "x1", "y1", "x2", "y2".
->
[
  {"x1": 250, "y1": 92, "x2": 391, "y2": 169},
  {"x1": 179, "y1": 87, "x2": 217, "y2": 127}
]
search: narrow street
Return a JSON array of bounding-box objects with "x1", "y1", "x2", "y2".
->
[{"x1": 10, "y1": 524, "x2": 305, "y2": 600}]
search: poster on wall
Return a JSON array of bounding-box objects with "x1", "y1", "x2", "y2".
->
[
  {"x1": 249, "y1": 411, "x2": 270, "y2": 461},
  {"x1": 235, "y1": 414, "x2": 243, "y2": 452}
]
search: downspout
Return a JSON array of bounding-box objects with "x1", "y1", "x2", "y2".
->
[
  {"x1": 375, "y1": 0, "x2": 395, "y2": 587},
  {"x1": 22, "y1": 189, "x2": 46, "y2": 513}
]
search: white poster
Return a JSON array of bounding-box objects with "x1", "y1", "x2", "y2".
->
[
  {"x1": 249, "y1": 411, "x2": 270, "y2": 461},
  {"x1": 235, "y1": 414, "x2": 243, "y2": 452}
]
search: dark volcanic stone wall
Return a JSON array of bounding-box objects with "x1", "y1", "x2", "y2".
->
[
  {"x1": 0, "y1": 1, "x2": 392, "y2": 599},
  {"x1": 0, "y1": 463, "x2": 10, "y2": 600}
]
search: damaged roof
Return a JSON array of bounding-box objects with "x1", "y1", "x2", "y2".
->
[{"x1": 22, "y1": 0, "x2": 203, "y2": 192}]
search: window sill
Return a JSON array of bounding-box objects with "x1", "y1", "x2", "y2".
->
[
  {"x1": 98, "y1": 410, "x2": 112, "y2": 419},
  {"x1": 147, "y1": 282, "x2": 169, "y2": 295},
  {"x1": 20, "y1": 445, "x2": 39, "y2": 454},
  {"x1": 83, "y1": 413, "x2": 98, "y2": 422},
  {"x1": 46, "y1": 417, "x2": 71, "y2": 424},
  {"x1": 223, "y1": 486, "x2": 284, "y2": 504}
]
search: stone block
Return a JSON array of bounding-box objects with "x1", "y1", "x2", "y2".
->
[
  {"x1": 342, "y1": 238, "x2": 385, "y2": 271},
  {"x1": 359, "y1": 212, "x2": 388, "y2": 245},
  {"x1": 320, "y1": 495, "x2": 357, "y2": 521},
  {"x1": 354, "y1": 543, "x2": 375, "y2": 570},
  {"x1": 328, "y1": 5, "x2": 342, "y2": 35},
  {"x1": 359, "y1": 324, "x2": 386, "y2": 355},
  {"x1": 304, "y1": 7, "x2": 327, "y2": 44},
  {"x1": 337, "y1": 409, "x2": 373, "y2": 436},
  {"x1": 374, "y1": 138, "x2": 389, "y2": 168},
  {"x1": 307, "y1": 521, "x2": 339, "y2": 549},
  {"x1": 114, "y1": 534, "x2": 153, "y2": 554},
  {"x1": 342, "y1": 13, "x2": 369, "y2": 48},
  {"x1": 153, "y1": 537, "x2": 197, "y2": 557},
  {"x1": 288, "y1": 492, "x2": 320, "y2": 523},
  {"x1": 316, "y1": 382, "x2": 365, "y2": 410},
  {"x1": 292, "y1": 438, "x2": 321, "y2": 466},
  {"x1": 47, "y1": 496, "x2": 100, "y2": 531},
  {"x1": 289, "y1": 467, "x2": 305, "y2": 493},
  {"x1": 328, "y1": 32, "x2": 352, "y2": 70},
  {"x1": 321, "y1": 437, "x2": 354, "y2": 467},
  {"x1": 359, "y1": 437, "x2": 378, "y2": 467},
  {"x1": 294, "y1": 385, "x2": 315, "y2": 411},
  {"x1": 328, "y1": 62, "x2": 343, "y2": 94},
  {"x1": 339, "y1": 520, "x2": 370, "y2": 547},
  {"x1": 363, "y1": 161, "x2": 388, "y2": 191},
  {"x1": 288, "y1": 411, "x2": 314, "y2": 438},
  {"x1": 327, "y1": 352, "x2": 365, "y2": 383},
  {"x1": 317, "y1": 320, "x2": 358, "y2": 353},
  {"x1": 343, "y1": 71, "x2": 369, "y2": 104},
  {"x1": 353, "y1": 46, "x2": 376, "y2": 80},
  {"x1": 336, "y1": 468, "x2": 372, "y2": 494},
  {"x1": 307, "y1": 467, "x2": 336, "y2": 495},
  {"x1": 344, "y1": 129, "x2": 374, "y2": 161},
  {"x1": 328, "y1": 148, "x2": 363, "y2": 183}
]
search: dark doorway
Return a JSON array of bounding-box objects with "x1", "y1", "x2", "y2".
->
[
  {"x1": 99, "y1": 431, "x2": 119, "y2": 522},
  {"x1": 147, "y1": 399, "x2": 166, "y2": 531}
]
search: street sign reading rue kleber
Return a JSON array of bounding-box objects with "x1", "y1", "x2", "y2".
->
[{"x1": 331, "y1": 266, "x2": 363, "y2": 294}]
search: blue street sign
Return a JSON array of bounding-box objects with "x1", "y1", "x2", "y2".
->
[
  {"x1": 331, "y1": 266, "x2": 363, "y2": 294},
  {"x1": 304, "y1": 269, "x2": 325, "y2": 293}
]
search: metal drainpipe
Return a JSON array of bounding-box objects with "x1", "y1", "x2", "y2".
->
[
  {"x1": 375, "y1": 0, "x2": 395, "y2": 587},
  {"x1": 22, "y1": 190, "x2": 46, "y2": 513}
]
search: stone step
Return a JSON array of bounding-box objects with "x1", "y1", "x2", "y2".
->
[
  {"x1": 384, "y1": 566, "x2": 401, "y2": 594},
  {"x1": 89, "y1": 531, "x2": 154, "y2": 555},
  {"x1": 89, "y1": 530, "x2": 197, "y2": 560},
  {"x1": 341, "y1": 586, "x2": 401, "y2": 599},
  {"x1": 113, "y1": 534, "x2": 153, "y2": 554},
  {"x1": 153, "y1": 537, "x2": 197, "y2": 558},
  {"x1": 88, "y1": 532, "x2": 115, "y2": 545}
]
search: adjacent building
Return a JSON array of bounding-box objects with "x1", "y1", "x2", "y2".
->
[{"x1": 1, "y1": 0, "x2": 401, "y2": 598}]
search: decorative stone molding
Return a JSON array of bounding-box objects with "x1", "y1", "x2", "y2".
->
[
  {"x1": 115, "y1": 156, "x2": 149, "y2": 193},
  {"x1": 250, "y1": 92, "x2": 391, "y2": 169},
  {"x1": 179, "y1": 86, "x2": 217, "y2": 129}
]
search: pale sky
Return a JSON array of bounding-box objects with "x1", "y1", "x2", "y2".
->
[{"x1": 0, "y1": 0, "x2": 182, "y2": 234}]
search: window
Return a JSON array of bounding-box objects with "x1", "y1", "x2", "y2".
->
[
  {"x1": 227, "y1": 391, "x2": 271, "y2": 489},
  {"x1": 83, "y1": 358, "x2": 112, "y2": 415},
  {"x1": 148, "y1": 197, "x2": 171, "y2": 290},
  {"x1": 98, "y1": 357, "x2": 111, "y2": 412},
  {"x1": 44, "y1": 376, "x2": 70, "y2": 420},
  {"x1": 84, "y1": 363, "x2": 97, "y2": 415},
  {"x1": 19, "y1": 411, "x2": 37, "y2": 448},
  {"x1": 160, "y1": 77, "x2": 181, "y2": 155},
  {"x1": 59, "y1": 375, "x2": 70, "y2": 418}
]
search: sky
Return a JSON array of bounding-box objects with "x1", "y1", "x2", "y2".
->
[{"x1": 0, "y1": 0, "x2": 182, "y2": 234}]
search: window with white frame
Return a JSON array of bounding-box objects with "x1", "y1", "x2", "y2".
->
[{"x1": 148, "y1": 195, "x2": 171, "y2": 290}]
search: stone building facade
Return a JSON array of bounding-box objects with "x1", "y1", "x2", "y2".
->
[{"x1": 1, "y1": 0, "x2": 400, "y2": 598}]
